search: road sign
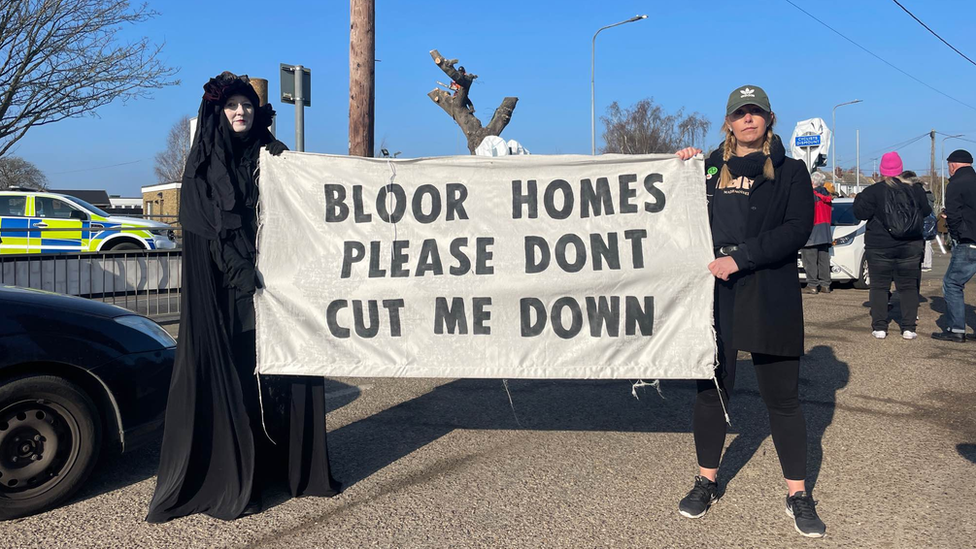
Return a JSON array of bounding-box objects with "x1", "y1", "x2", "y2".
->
[
  {"x1": 280, "y1": 64, "x2": 312, "y2": 106},
  {"x1": 795, "y1": 135, "x2": 821, "y2": 147}
]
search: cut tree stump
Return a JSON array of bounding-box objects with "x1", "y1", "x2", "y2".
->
[{"x1": 427, "y1": 49, "x2": 518, "y2": 154}]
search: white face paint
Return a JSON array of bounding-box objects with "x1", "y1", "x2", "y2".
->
[{"x1": 223, "y1": 94, "x2": 254, "y2": 134}]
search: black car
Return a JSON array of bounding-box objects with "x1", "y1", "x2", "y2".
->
[{"x1": 0, "y1": 285, "x2": 174, "y2": 519}]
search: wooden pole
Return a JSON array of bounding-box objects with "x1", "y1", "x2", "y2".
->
[
  {"x1": 249, "y1": 78, "x2": 269, "y2": 106},
  {"x1": 349, "y1": 0, "x2": 375, "y2": 157}
]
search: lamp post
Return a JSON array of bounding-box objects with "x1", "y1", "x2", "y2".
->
[
  {"x1": 832, "y1": 99, "x2": 863, "y2": 189},
  {"x1": 591, "y1": 15, "x2": 647, "y2": 155},
  {"x1": 941, "y1": 133, "x2": 964, "y2": 209}
]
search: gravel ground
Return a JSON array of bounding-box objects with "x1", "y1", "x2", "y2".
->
[{"x1": 3, "y1": 253, "x2": 974, "y2": 549}]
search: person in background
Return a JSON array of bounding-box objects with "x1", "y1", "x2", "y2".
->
[
  {"x1": 853, "y1": 152, "x2": 931, "y2": 340},
  {"x1": 674, "y1": 84, "x2": 824, "y2": 538},
  {"x1": 801, "y1": 171, "x2": 833, "y2": 294},
  {"x1": 898, "y1": 171, "x2": 936, "y2": 272},
  {"x1": 933, "y1": 149, "x2": 976, "y2": 342}
]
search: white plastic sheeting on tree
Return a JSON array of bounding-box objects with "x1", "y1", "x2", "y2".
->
[
  {"x1": 790, "y1": 118, "x2": 832, "y2": 173},
  {"x1": 474, "y1": 136, "x2": 530, "y2": 156}
]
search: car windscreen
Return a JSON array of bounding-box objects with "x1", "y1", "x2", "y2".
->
[
  {"x1": 61, "y1": 196, "x2": 111, "y2": 217},
  {"x1": 832, "y1": 202, "x2": 859, "y2": 226}
]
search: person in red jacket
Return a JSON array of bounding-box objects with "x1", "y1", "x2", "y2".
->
[{"x1": 801, "y1": 171, "x2": 834, "y2": 294}]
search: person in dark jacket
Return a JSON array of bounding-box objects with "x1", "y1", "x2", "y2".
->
[
  {"x1": 146, "y1": 72, "x2": 341, "y2": 523},
  {"x1": 674, "y1": 84, "x2": 823, "y2": 538},
  {"x1": 933, "y1": 148, "x2": 976, "y2": 342},
  {"x1": 801, "y1": 171, "x2": 833, "y2": 294},
  {"x1": 853, "y1": 152, "x2": 931, "y2": 340}
]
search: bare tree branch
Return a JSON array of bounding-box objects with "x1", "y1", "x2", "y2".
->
[
  {"x1": 0, "y1": 0, "x2": 179, "y2": 156},
  {"x1": 600, "y1": 98, "x2": 711, "y2": 155},
  {"x1": 427, "y1": 49, "x2": 518, "y2": 154},
  {"x1": 0, "y1": 155, "x2": 47, "y2": 189},
  {"x1": 153, "y1": 114, "x2": 190, "y2": 184}
]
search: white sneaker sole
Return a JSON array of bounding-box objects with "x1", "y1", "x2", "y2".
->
[
  {"x1": 678, "y1": 497, "x2": 717, "y2": 519},
  {"x1": 785, "y1": 506, "x2": 826, "y2": 538}
]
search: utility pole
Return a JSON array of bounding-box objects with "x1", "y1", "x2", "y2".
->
[
  {"x1": 249, "y1": 77, "x2": 276, "y2": 137},
  {"x1": 856, "y1": 129, "x2": 860, "y2": 193},
  {"x1": 250, "y1": 78, "x2": 269, "y2": 106},
  {"x1": 930, "y1": 129, "x2": 936, "y2": 188},
  {"x1": 349, "y1": 0, "x2": 375, "y2": 157}
]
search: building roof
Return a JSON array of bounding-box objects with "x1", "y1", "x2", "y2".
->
[{"x1": 49, "y1": 189, "x2": 112, "y2": 206}]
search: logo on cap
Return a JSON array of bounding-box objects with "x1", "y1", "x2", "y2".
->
[{"x1": 739, "y1": 87, "x2": 755, "y2": 98}]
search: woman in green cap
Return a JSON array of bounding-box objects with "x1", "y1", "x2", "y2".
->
[{"x1": 673, "y1": 85, "x2": 825, "y2": 538}]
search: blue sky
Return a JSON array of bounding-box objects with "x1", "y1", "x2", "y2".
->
[{"x1": 11, "y1": 0, "x2": 976, "y2": 196}]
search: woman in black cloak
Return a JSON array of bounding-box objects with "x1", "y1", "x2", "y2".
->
[{"x1": 147, "y1": 72, "x2": 341, "y2": 523}]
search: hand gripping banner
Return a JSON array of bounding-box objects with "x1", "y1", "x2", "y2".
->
[{"x1": 254, "y1": 152, "x2": 716, "y2": 379}]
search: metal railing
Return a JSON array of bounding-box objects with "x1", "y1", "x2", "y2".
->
[{"x1": 0, "y1": 249, "x2": 183, "y2": 323}]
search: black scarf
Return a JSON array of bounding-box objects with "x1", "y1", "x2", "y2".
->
[{"x1": 723, "y1": 134, "x2": 787, "y2": 179}]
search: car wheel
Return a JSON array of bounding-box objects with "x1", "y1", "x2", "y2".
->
[
  {"x1": 854, "y1": 256, "x2": 869, "y2": 289},
  {"x1": 0, "y1": 375, "x2": 101, "y2": 520},
  {"x1": 107, "y1": 241, "x2": 143, "y2": 251}
]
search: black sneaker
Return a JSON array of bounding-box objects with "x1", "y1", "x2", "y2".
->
[
  {"x1": 786, "y1": 491, "x2": 826, "y2": 538},
  {"x1": 678, "y1": 476, "x2": 719, "y2": 519},
  {"x1": 931, "y1": 331, "x2": 967, "y2": 343}
]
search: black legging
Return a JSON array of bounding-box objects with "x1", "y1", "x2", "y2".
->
[{"x1": 693, "y1": 278, "x2": 808, "y2": 481}]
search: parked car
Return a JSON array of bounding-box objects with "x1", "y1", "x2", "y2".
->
[
  {"x1": 798, "y1": 198, "x2": 868, "y2": 289},
  {"x1": 0, "y1": 285, "x2": 175, "y2": 519},
  {"x1": 0, "y1": 188, "x2": 177, "y2": 254}
]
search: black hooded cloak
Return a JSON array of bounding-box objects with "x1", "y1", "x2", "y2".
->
[{"x1": 146, "y1": 73, "x2": 340, "y2": 523}]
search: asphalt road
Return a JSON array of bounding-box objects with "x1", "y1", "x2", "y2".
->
[{"x1": 3, "y1": 253, "x2": 974, "y2": 548}]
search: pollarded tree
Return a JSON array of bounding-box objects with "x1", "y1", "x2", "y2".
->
[
  {"x1": 427, "y1": 49, "x2": 518, "y2": 154},
  {"x1": 0, "y1": 0, "x2": 180, "y2": 157}
]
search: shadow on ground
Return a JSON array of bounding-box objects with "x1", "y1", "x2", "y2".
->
[
  {"x1": 67, "y1": 379, "x2": 363, "y2": 512},
  {"x1": 958, "y1": 444, "x2": 976, "y2": 464},
  {"x1": 326, "y1": 344, "x2": 849, "y2": 496},
  {"x1": 928, "y1": 295, "x2": 976, "y2": 333}
]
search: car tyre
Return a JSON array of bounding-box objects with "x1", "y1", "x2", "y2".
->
[
  {"x1": 854, "y1": 255, "x2": 869, "y2": 289},
  {"x1": 106, "y1": 241, "x2": 143, "y2": 251},
  {"x1": 0, "y1": 375, "x2": 101, "y2": 520}
]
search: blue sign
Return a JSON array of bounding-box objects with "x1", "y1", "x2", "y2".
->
[{"x1": 795, "y1": 135, "x2": 821, "y2": 147}]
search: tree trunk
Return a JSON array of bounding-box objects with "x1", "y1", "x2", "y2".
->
[{"x1": 427, "y1": 49, "x2": 518, "y2": 154}]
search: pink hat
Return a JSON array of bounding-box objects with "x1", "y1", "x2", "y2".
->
[{"x1": 879, "y1": 152, "x2": 904, "y2": 177}]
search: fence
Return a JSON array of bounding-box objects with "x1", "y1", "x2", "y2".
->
[{"x1": 0, "y1": 250, "x2": 183, "y2": 322}]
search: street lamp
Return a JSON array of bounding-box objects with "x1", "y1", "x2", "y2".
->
[
  {"x1": 591, "y1": 15, "x2": 647, "y2": 155},
  {"x1": 941, "y1": 133, "x2": 964, "y2": 210},
  {"x1": 832, "y1": 99, "x2": 863, "y2": 189}
]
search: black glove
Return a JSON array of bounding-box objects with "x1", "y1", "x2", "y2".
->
[{"x1": 265, "y1": 140, "x2": 288, "y2": 156}]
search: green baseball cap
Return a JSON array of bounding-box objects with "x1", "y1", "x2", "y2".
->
[{"x1": 726, "y1": 85, "x2": 771, "y2": 115}]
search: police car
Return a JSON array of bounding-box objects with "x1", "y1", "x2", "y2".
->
[
  {"x1": 798, "y1": 198, "x2": 868, "y2": 289},
  {"x1": 0, "y1": 188, "x2": 177, "y2": 254}
]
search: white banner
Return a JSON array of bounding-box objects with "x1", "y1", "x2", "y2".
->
[{"x1": 255, "y1": 152, "x2": 716, "y2": 379}]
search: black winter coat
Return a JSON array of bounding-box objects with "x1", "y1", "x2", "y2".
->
[
  {"x1": 705, "y1": 145, "x2": 814, "y2": 357},
  {"x1": 852, "y1": 179, "x2": 931, "y2": 249},
  {"x1": 945, "y1": 165, "x2": 976, "y2": 244}
]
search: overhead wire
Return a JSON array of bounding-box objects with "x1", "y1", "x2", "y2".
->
[
  {"x1": 833, "y1": 132, "x2": 929, "y2": 165},
  {"x1": 783, "y1": 0, "x2": 976, "y2": 112},
  {"x1": 891, "y1": 0, "x2": 976, "y2": 67},
  {"x1": 49, "y1": 159, "x2": 145, "y2": 175}
]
